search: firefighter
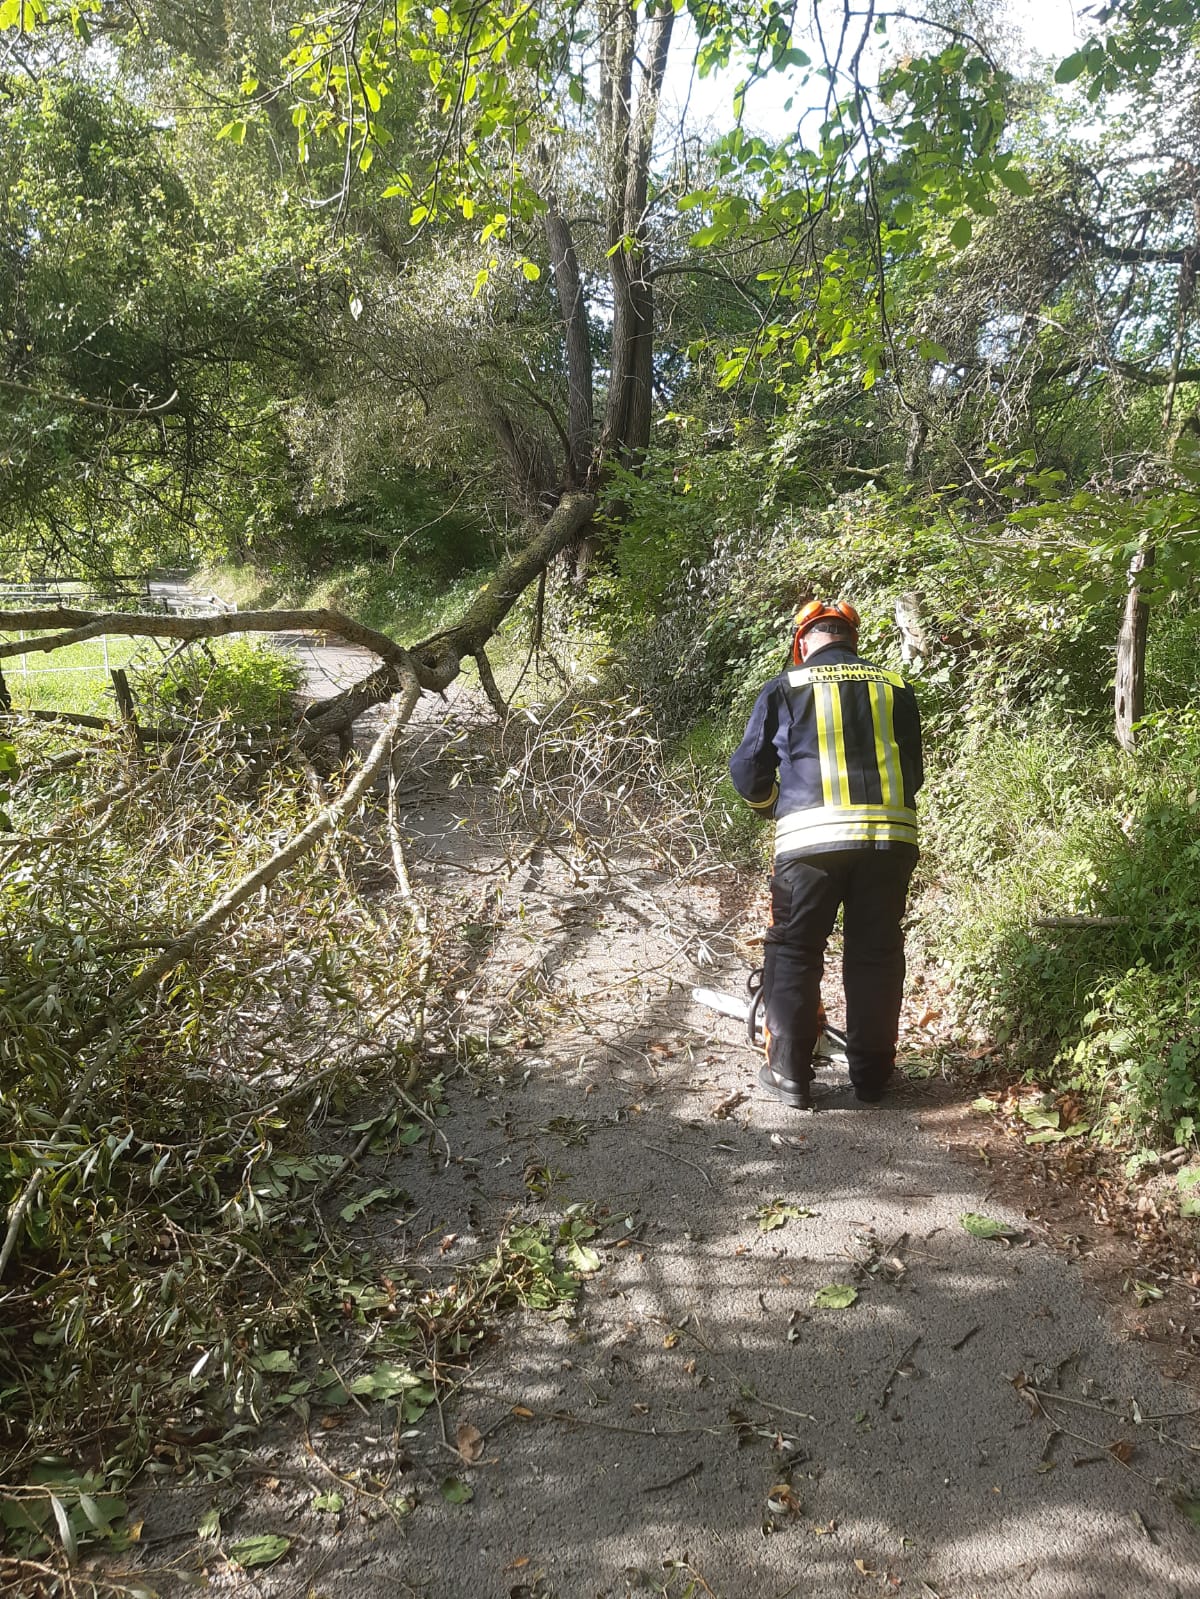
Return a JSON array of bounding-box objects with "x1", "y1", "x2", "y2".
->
[{"x1": 729, "y1": 600, "x2": 923, "y2": 1109}]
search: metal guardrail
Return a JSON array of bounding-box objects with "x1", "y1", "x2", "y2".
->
[
  {"x1": 0, "y1": 576, "x2": 238, "y2": 690},
  {"x1": 0, "y1": 576, "x2": 236, "y2": 617}
]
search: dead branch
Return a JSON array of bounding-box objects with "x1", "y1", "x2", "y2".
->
[
  {"x1": 473, "y1": 647, "x2": 509, "y2": 720},
  {"x1": 0, "y1": 668, "x2": 422, "y2": 1282},
  {"x1": 387, "y1": 744, "x2": 435, "y2": 1058}
]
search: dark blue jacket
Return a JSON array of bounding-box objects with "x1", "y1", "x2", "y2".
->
[{"x1": 729, "y1": 643, "x2": 923, "y2": 859}]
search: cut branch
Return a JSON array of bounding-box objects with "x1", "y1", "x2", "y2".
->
[{"x1": 0, "y1": 671, "x2": 422, "y2": 1282}]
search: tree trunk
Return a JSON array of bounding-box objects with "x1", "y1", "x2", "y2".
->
[
  {"x1": 544, "y1": 198, "x2": 594, "y2": 485},
  {"x1": 300, "y1": 490, "x2": 595, "y2": 740},
  {"x1": 598, "y1": 2, "x2": 673, "y2": 466},
  {"x1": 1115, "y1": 543, "x2": 1153, "y2": 752}
]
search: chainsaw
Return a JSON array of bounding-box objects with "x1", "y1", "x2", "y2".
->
[{"x1": 692, "y1": 967, "x2": 849, "y2": 1064}]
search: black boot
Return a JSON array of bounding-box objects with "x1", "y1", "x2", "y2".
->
[
  {"x1": 758, "y1": 1037, "x2": 814, "y2": 1110},
  {"x1": 849, "y1": 1048, "x2": 893, "y2": 1104}
]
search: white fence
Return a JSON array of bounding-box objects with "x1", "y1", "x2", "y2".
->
[{"x1": 0, "y1": 576, "x2": 237, "y2": 701}]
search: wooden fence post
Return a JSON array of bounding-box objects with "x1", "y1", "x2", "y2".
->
[
  {"x1": 110, "y1": 668, "x2": 140, "y2": 745},
  {"x1": 1115, "y1": 543, "x2": 1154, "y2": 753}
]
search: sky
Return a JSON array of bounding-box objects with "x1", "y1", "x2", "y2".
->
[{"x1": 661, "y1": 0, "x2": 1086, "y2": 145}]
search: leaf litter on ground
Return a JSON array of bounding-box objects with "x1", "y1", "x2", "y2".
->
[
  {"x1": 756, "y1": 1199, "x2": 816, "y2": 1232},
  {"x1": 227, "y1": 1533, "x2": 291, "y2": 1569}
]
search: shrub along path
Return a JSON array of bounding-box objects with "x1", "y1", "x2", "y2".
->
[{"x1": 126, "y1": 683, "x2": 1200, "y2": 1599}]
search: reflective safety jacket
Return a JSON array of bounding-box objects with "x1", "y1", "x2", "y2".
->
[{"x1": 729, "y1": 644, "x2": 923, "y2": 859}]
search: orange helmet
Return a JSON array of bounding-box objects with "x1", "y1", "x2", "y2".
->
[{"x1": 792, "y1": 599, "x2": 859, "y2": 662}]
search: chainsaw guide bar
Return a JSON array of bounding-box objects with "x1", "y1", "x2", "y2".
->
[{"x1": 691, "y1": 972, "x2": 849, "y2": 1064}]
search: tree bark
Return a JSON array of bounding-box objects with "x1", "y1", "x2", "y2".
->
[
  {"x1": 598, "y1": 4, "x2": 674, "y2": 464},
  {"x1": 1115, "y1": 542, "x2": 1153, "y2": 752},
  {"x1": 544, "y1": 198, "x2": 594, "y2": 484},
  {"x1": 0, "y1": 606, "x2": 411, "y2": 670}
]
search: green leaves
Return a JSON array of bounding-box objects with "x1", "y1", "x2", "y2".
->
[
  {"x1": 339, "y1": 1186, "x2": 398, "y2": 1222},
  {"x1": 1017, "y1": 1102, "x2": 1090, "y2": 1146},
  {"x1": 0, "y1": 0, "x2": 49, "y2": 33},
  {"x1": 0, "y1": 735, "x2": 15, "y2": 829},
  {"x1": 1178, "y1": 1165, "x2": 1200, "y2": 1218},
  {"x1": 349, "y1": 1360, "x2": 430, "y2": 1404},
  {"x1": 756, "y1": 1199, "x2": 815, "y2": 1232},
  {"x1": 252, "y1": 1349, "x2": 297, "y2": 1374},
  {"x1": 812, "y1": 1283, "x2": 858, "y2": 1309},
  {"x1": 995, "y1": 164, "x2": 1034, "y2": 198},
  {"x1": 960, "y1": 1213, "x2": 1020, "y2": 1242},
  {"x1": 228, "y1": 1533, "x2": 291, "y2": 1569},
  {"x1": 440, "y1": 1475, "x2": 474, "y2": 1504},
  {"x1": 1055, "y1": 50, "x2": 1090, "y2": 84},
  {"x1": 0, "y1": 1471, "x2": 129, "y2": 1561}
]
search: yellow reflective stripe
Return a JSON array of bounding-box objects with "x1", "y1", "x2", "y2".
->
[
  {"x1": 789, "y1": 666, "x2": 906, "y2": 688},
  {"x1": 869, "y1": 680, "x2": 901, "y2": 808},
  {"x1": 776, "y1": 803, "x2": 917, "y2": 833},
  {"x1": 827, "y1": 681, "x2": 849, "y2": 806},
  {"x1": 814, "y1": 684, "x2": 838, "y2": 805},
  {"x1": 745, "y1": 781, "x2": 779, "y2": 811},
  {"x1": 774, "y1": 803, "x2": 918, "y2": 854}
]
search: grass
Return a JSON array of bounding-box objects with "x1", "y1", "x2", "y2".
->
[{"x1": 1, "y1": 636, "x2": 153, "y2": 717}]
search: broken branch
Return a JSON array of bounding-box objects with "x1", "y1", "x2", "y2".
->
[{"x1": 0, "y1": 669, "x2": 422, "y2": 1281}]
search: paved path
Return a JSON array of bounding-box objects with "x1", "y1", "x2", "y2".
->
[{"x1": 135, "y1": 687, "x2": 1200, "y2": 1599}]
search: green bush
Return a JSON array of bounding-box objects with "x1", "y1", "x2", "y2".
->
[
  {"x1": 137, "y1": 638, "x2": 303, "y2": 724},
  {"x1": 607, "y1": 462, "x2": 1117, "y2": 756},
  {"x1": 928, "y1": 715, "x2": 1200, "y2": 1142}
]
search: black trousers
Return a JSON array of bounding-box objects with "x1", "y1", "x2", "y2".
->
[{"x1": 762, "y1": 846, "x2": 917, "y2": 1096}]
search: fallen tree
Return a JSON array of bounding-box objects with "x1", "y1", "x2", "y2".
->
[
  {"x1": 0, "y1": 671, "x2": 422, "y2": 1282},
  {"x1": 1, "y1": 491, "x2": 597, "y2": 746},
  {"x1": 3, "y1": 496, "x2": 597, "y2": 762},
  {"x1": 0, "y1": 490, "x2": 595, "y2": 1280}
]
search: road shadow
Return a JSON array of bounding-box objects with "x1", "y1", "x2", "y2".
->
[{"x1": 122, "y1": 692, "x2": 1200, "y2": 1599}]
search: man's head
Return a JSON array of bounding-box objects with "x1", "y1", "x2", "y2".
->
[{"x1": 792, "y1": 599, "x2": 860, "y2": 664}]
